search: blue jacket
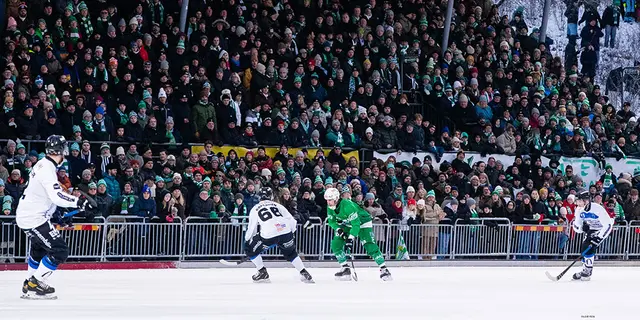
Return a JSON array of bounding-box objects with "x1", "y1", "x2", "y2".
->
[
  {"x1": 103, "y1": 175, "x2": 121, "y2": 200},
  {"x1": 132, "y1": 194, "x2": 156, "y2": 218},
  {"x1": 475, "y1": 105, "x2": 493, "y2": 122}
]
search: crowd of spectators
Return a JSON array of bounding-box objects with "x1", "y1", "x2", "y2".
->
[{"x1": 1, "y1": 0, "x2": 639, "y2": 256}]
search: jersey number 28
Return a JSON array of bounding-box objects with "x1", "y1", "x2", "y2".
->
[{"x1": 258, "y1": 206, "x2": 282, "y2": 221}]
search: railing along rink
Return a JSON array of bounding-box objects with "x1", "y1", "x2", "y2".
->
[
  {"x1": 56, "y1": 217, "x2": 107, "y2": 261},
  {"x1": 511, "y1": 220, "x2": 567, "y2": 260},
  {"x1": 0, "y1": 216, "x2": 28, "y2": 263},
  {"x1": 394, "y1": 223, "x2": 445, "y2": 260},
  {"x1": 628, "y1": 221, "x2": 640, "y2": 259},
  {"x1": 183, "y1": 216, "x2": 247, "y2": 258},
  {"x1": 104, "y1": 216, "x2": 182, "y2": 260},
  {"x1": 453, "y1": 218, "x2": 511, "y2": 258}
]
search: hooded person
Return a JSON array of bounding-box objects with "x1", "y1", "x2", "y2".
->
[{"x1": 131, "y1": 184, "x2": 156, "y2": 218}]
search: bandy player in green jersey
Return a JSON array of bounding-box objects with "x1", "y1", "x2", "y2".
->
[{"x1": 324, "y1": 188, "x2": 392, "y2": 281}]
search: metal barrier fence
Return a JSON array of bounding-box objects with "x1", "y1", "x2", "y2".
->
[
  {"x1": 3, "y1": 217, "x2": 640, "y2": 262},
  {"x1": 0, "y1": 216, "x2": 27, "y2": 262},
  {"x1": 453, "y1": 219, "x2": 512, "y2": 258}
]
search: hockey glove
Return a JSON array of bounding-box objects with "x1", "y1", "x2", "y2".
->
[
  {"x1": 344, "y1": 236, "x2": 354, "y2": 253},
  {"x1": 589, "y1": 235, "x2": 604, "y2": 247},
  {"x1": 336, "y1": 228, "x2": 347, "y2": 239},
  {"x1": 77, "y1": 198, "x2": 94, "y2": 211}
]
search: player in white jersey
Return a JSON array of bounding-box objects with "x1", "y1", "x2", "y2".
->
[
  {"x1": 16, "y1": 135, "x2": 94, "y2": 299},
  {"x1": 572, "y1": 191, "x2": 614, "y2": 281},
  {"x1": 244, "y1": 187, "x2": 314, "y2": 283}
]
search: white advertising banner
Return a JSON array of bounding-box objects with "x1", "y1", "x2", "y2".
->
[{"x1": 372, "y1": 151, "x2": 640, "y2": 186}]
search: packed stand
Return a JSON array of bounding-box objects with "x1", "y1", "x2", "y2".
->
[{"x1": 0, "y1": 0, "x2": 638, "y2": 257}]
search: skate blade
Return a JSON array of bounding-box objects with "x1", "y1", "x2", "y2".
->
[
  {"x1": 335, "y1": 275, "x2": 352, "y2": 281},
  {"x1": 381, "y1": 275, "x2": 393, "y2": 281},
  {"x1": 300, "y1": 277, "x2": 315, "y2": 284},
  {"x1": 20, "y1": 292, "x2": 58, "y2": 300},
  {"x1": 253, "y1": 278, "x2": 271, "y2": 284},
  {"x1": 580, "y1": 277, "x2": 591, "y2": 281}
]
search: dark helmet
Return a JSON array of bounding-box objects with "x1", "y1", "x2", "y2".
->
[
  {"x1": 260, "y1": 187, "x2": 273, "y2": 201},
  {"x1": 578, "y1": 190, "x2": 590, "y2": 201},
  {"x1": 45, "y1": 135, "x2": 68, "y2": 156}
]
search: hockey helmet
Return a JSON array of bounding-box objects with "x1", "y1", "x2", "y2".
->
[
  {"x1": 324, "y1": 187, "x2": 340, "y2": 201},
  {"x1": 578, "y1": 190, "x2": 590, "y2": 200},
  {"x1": 45, "y1": 135, "x2": 69, "y2": 156},
  {"x1": 259, "y1": 187, "x2": 273, "y2": 201}
]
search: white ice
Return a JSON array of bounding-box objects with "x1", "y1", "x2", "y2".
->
[{"x1": 0, "y1": 267, "x2": 633, "y2": 320}]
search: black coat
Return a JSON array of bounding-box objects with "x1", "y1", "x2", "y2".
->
[
  {"x1": 16, "y1": 114, "x2": 39, "y2": 139},
  {"x1": 125, "y1": 122, "x2": 144, "y2": 143}
]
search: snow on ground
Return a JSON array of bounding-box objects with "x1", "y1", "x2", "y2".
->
[{"x1": 0, "y1": 267, "x2": 636, "y2": 320}]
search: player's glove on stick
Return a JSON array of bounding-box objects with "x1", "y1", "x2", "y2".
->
[
  {"x1": 344, "y1": 236, "x2": 354, "y2": 253},
  {"x1": 589, "y1": 235, "x2": 603, "y2": 247},
  {"x1": 77, "y1": 197, "x2": 95, "y2": 211},
  {"x1": 336, "y1": 228, "x2": 347, "y2": 239}
]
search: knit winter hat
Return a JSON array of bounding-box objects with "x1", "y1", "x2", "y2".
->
[
  {"x1": 88, "y1": 182, "x2": 97, "y2": 189},
  {"x1": 98, "y1": 179, "x2": 107, "y2": 187},
  {"x1": 276, "y1": 168, "x2": 285, "y2": 175},
  {"x1": 116, "y1": 146, "x2": 125, "y2": 156},
  {"x1": 314, "y1": 176, "x2": 323, "y2": 184},
  {"x1": 325, "y1": 177, "x2": 333, "y2": 184},
  {"x1": 365, "y1": 193, "x2": 375, "y2": 201},
  {"x1": 159, "y1": 88, "x2": 167, "y2": 98},
  {"x1": 427, "y1": 190, "x2": 436, "y2": 198},
  {"x1": 78, "y1": 1, "x2": 88, "y2": 11},
  {"x1": 70, "y1": 142, "x2": 80, "y2": 151}
]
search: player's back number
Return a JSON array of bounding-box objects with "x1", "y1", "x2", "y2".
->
[{"x1": 258, "y1": 205, "x2": 282, "y2": 221}]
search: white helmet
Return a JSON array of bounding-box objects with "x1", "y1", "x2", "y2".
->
[{"x1": 324, "y1": 187, "x2": 340, "y2": 201}]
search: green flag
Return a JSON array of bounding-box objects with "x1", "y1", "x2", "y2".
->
[{"x1": 396, "y1": 234, "x2": 410, "y2": 260}]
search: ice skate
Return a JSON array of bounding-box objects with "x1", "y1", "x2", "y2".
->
[
  {"x1": 334, "y1": 266, "x2": 352, "y2": 281},
  {"x1": 22, "y1": 279, "x2": 28, "y2": 294},
  {"x1": 380, "y1": 267, "x2": 393, "y2": 281},
  {"x1": 252, "y1": 267, "x2": 270, "y2": 283},
  {"x1": 572, "y1": 267, "x2": 592, "y2": 281},
  {"x1": 300, "y1": 269, "x2": 315, "y2": 284},
  {"x1": 21, "y1": 276, "x2": 57, "y2": 300}
]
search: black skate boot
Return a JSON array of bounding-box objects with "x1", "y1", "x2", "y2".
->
[
  {"x1": 572, "y1": 267, "x2": 592, "y2": 281},
  {"x1": 334, "y1": 266, "x2": 352, "y2": 281},
  {"x1": 380, "y1": 266, "x2": 393, "y2": 281},
  {"x1": 252, "y1": 267, "x2": 270, "y2": 283},
  {"x1": 22, "y1": 276, "x2": 57, "y2": 300},
  {"x1": 22, "y1": 279, "x2": 28, "y2": 294},
  {"x1": 300, "y1": 269, "x2": 315, "y2": 284}
]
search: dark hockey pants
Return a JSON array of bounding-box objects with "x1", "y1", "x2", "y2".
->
[
  {"x1": 245, "y1": 232, "x2": 298, "y2": 262},
  {"x1": 23, "y1": 221, "x2": 69, "y2": 267}
]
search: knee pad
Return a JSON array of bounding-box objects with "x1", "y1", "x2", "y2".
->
[
  {"x1": 50, "y1": 246, "x2": 69, "y2": 265},
  {"x1": 29, "y1": 248, "x2": 47, "y2": 263},
  {"x1": 281, "y1": 243, "x2": 298, "y2": 262}
]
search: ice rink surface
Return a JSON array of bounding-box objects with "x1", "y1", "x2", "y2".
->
[{"x1": 0, "y1": 266, "x2": 633, "y2": 320}]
